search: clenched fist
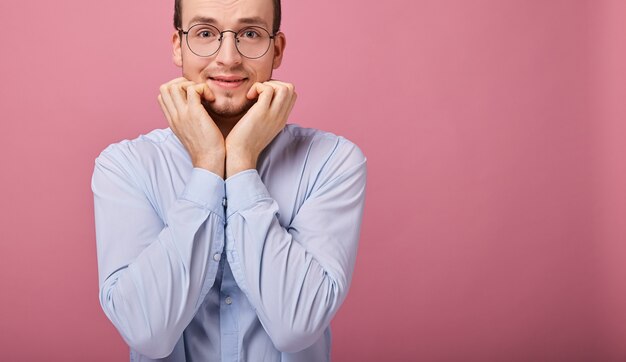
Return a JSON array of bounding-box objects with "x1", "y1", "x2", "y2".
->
[
  {"x1": 157, "y1": 77, "x2": 225, "y2": 178},
  {"x1": 225, "y1": 80, "x2": 297, "y2": 177}
]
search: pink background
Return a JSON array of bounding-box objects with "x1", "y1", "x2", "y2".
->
[{"x1": 1, "y1": 0, "x2": 625, "y2": 361}]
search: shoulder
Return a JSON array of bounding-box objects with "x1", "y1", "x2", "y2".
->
[
  {"x1": 93, "y1": 128, "x2": 187, "y2": 188},
  {"x1": 95, "y1": 128, "x2": 179, "y2": 167},
  {"x1": 282, "y1": 124, "x2": 365, "y2": 158},
  {"x1": 278, "y1": 123, "x2": 367, "y2": 181}
]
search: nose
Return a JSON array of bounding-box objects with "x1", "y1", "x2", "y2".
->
[{"x1": 215, "y1": 31, "x2": 242, "y2": 66}]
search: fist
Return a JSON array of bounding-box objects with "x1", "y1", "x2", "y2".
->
[
  {"x1": 157, "y1": 77, "x2": 226, "y2": 177},
  {"x1": 225, "y1": 80, "x2": 297, "y2": 177}
]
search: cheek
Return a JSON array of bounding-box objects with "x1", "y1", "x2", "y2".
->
[
  {"x1": 250, "y1": 60, "x2": 274, "y2": 82},
  {"x1": 182, "y1": 58, "x2": 210, "y2": 82}
]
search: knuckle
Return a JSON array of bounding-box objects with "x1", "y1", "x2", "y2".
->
[{"x1": 277, "y1": 86, "x2": 288, "y2": 96}]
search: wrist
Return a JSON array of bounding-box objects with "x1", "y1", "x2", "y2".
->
[
  {"x1": 225, "y1": 150, "x2": 257, "y2": 178},
  {"x1": 193, "y1": 153, "x2": 225, "y2": 179}
]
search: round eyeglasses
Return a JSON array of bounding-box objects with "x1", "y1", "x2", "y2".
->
[{"x1": 178, "y1": 24, "x2": 275, "y2": 59}]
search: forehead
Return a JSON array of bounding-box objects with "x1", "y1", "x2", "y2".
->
[{"x1": 182, "y1": 0, "x2": 273, "y2": 28}]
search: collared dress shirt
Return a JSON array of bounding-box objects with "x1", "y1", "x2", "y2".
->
[{"x1": 92, "y1": 124, "x2": 367, "y2": 361}]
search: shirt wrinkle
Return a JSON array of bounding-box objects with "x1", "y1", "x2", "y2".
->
[{"x1": 93, "y1": 123, "x2": 366, "y2": 361}]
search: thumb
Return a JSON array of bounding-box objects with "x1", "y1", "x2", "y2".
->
[
  {"x1": 247, "y1": 82, "x2": 263, "y2": 100},
  {"x1": 186, "y1": 84, "x2": 205, "y2": 106},
  {"x1": 202, "y1": 84, "x2": 216, "y2": 102}
]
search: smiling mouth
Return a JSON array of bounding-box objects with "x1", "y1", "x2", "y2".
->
[{"x1": 209, "y1": 77, "x2": 248, "y2": 89}]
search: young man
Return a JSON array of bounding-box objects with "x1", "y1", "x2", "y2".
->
[{"x1": 92, "y1": 0, "x2": 367, "y2": 360}]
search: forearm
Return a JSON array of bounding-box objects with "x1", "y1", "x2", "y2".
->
[
  {"x1": 100, "y1": 211, "x2": 223, "y2": 358},
  {"x1": 226, "y1": 208, "x2": 346, "y2": 352},
  {"x1": 223, "y1": 167, "x2": 366, "y2": 352},
  {"x1": 94, "y1": 165, "x2": 226, "y2": 358}
]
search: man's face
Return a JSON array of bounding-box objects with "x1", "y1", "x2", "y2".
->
[{"x1": 172, "y1": 0, "x2": 285, "y2": 120}]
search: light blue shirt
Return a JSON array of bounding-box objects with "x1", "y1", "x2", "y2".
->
[{"x1": 92, "y1": 124, "x2": 367, "y2": 361}]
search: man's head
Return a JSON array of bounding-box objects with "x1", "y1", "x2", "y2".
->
[
  {"x1": 174, "y1": 0, "x2": 281, "y2": 35},
  {"x1": 172, "y1": 0, "x2": 285, "y2": 122}
]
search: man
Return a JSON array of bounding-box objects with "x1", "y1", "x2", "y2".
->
[{"x1": 92, "y1": 0, "x2": 367, "y2": 360}]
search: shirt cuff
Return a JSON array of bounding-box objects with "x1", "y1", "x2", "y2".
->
[
  {"x1": 180, "y1": 167, "x2": 226, "y2": 219},
  {"x1": 225, "y1": 169, "x2": 271, "y2": 218}
]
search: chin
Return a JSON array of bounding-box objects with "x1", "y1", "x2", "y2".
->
[{"x1": 203, "y1": 96, "x2": 255, "y2": 120}]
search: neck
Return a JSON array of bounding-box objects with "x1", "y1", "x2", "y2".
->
[
  {"x1": 204, "y1": 104, "x2": 244, "y2": 139},
  {"x1": 202, "y1": 100, "x2": 245, "y2": 139}
]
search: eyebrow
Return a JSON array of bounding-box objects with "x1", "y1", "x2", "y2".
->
[{"x1": 187, "y1": 16, "x2": 269, "y2": 29}]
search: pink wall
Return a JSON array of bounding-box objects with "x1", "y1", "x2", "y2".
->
[{"x1": 1, "y1": 0, "x2": 624, "y2": 361}]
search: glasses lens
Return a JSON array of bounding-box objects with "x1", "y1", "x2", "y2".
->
[
  {"x1": 187, "y1": 24, "x2": 221, "y2": 56},
  {"x1": 236, "y1": 26, "x2": 271, "y2": 58}
]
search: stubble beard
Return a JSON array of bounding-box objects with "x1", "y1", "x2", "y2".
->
[
  {"x1": 201, "y1": 67, "x2": 274, "y2": 123},
  {"x1": 202, "y1": 91, "x2": 256, "y2": 122}
]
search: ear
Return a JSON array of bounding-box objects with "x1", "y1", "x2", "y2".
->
[
  {"x1": 271, "y1": 32, "x2": 286, "y2": 69},
  {"x1": 172, "y1": 31, "x2": 183, "y2": 67}
]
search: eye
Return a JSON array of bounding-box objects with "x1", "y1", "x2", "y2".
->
[
  {"x1": 194, "y1": 27, "x2": 217, "y2": 38},
  {"x1": 240, "y1": 29, "x2": 261, "y2": 39}
]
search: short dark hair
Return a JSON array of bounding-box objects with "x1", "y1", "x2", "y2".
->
[{"x1": 174, "y1": 0, "x2": 281, "y2": 34}]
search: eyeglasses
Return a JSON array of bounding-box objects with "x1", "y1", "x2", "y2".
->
[{"x1": 178, "y1": 24, "x2": 275, "y2": 59}]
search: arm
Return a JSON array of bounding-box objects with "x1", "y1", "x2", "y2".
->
[
  {"x1": 93, "y1": 151, "x2": 225, "y2": 359},
  {"x1": 224, "y1": 142, "x2": 367, "y2": 353},
  {"x1": 94, "y1": 78, "x2": 226, "y2": 358}
]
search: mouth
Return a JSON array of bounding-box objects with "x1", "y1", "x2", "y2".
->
[{"x1": 208, "y1": 76, "x2": 248, "y2": 89}]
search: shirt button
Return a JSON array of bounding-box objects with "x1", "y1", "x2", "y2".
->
[
  {"x1": 222, "y1": 197, "x2": 228, "y2": 207},
  {"x1": 225, "y1": 296, "x2": 233, "y2": 305},
  {"x1": 213, "y1": 253, "x2": 221, "y2": 262}
]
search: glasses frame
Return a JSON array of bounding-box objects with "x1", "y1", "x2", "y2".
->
[{"x1": 177, "y1": 24, "x2": 276, "y2": 59}]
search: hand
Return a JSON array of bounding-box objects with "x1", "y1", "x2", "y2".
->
[
  {"x1": 158, "y1": 77, "x2": 225, "y2": 178},
  {"x1": 225, "y1": 80, "x2": 297, "y2": 178}
]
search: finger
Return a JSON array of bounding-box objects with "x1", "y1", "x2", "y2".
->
[
  {"x1": 285, "y1": 91, "x2": 297, "y2": 119},
  {"x1": 255, "y1": 82, "x2": 275, "y2": 108},
  {"x1": 264, "y1": 81, "x2": 292, "y2": 115},
  {"x1": 186, "y1": 83, "x2": 207, "y2": 106},
  {"x1": 269, "y1": 81, "x2": 291, "y2": 100},
  {"x1": 175, "y1": 81, "x2": 196, "y2": 96},
  {"x1": 281, "y1": 90, "x2": 297, "y2": 116},
  {"x1": 159, "y1": 84, "x2": 180, "y2": 123},
  {"x1": 180, "y1": 81, "x2": 207, "y2": 103},
  {"x1": 246, "y1": 82, "x2": 263, "y2": 99},
  {"x1": 266, "y1": 80, "x2": 295, "y2": 93},
  {"x1": 275, "y1": 90, "x2": 297, "y2": 125},
  {"x1": 160, "y1": 77, "x2": 192, "y2": 92},
  {"x1": 264, "y1": 80, "x2": 293, "y2": 96},
  {"x1": 157, "y1": 94, "x2": 174, "y2": 128},
  {"x1": 202, "y1": 84, "x2": 216, "y2": 102},
  {"x1": 159, "y1": 78, "x2": 194, "y2": 122},
  {"x1": 169, "y1": 81, "x2": 196, "y2": 114}
]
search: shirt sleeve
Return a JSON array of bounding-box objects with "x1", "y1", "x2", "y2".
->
[
  {"x1": 223, "y1": 141, "x2": 367, "y2": 353},
  {"x1": 92, "y1": 149, "x2": 225, "y2": 359}
]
